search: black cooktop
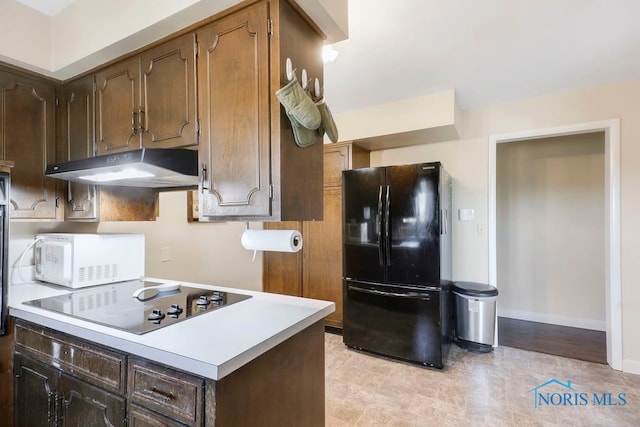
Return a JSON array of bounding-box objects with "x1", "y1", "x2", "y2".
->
[{"x1": 23, "y1": 279, "x2": 252, "y2": 335}]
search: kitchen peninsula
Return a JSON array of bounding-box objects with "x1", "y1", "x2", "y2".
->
[{"x1": 9, "y1": 280, "x2": 334, "y2": 426}]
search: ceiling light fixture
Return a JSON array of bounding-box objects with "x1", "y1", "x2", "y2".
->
[{"x1": 322, "y1": 45, "x2": 339, "y2": 63}]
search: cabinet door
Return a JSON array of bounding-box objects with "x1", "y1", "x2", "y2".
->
[
  {"x1": 63, "y1": 76, "x2": 99, "y2": 220},
  {"x1": 197, "y1": 2, "x2": 271, "y2": 219},
  {"x1": 0, "y1": 72, "x2": 58, "y2": 219},
  {"x1": 303, "y1": 188, "x2": 343, "y2": 328},
  {"x1": 14, "y1": 352, "x2": 59, "y2": 427},
  {"x1": 323, "y1": 145, "x2": 350, "y2": 188},
  {"x1": 139, "y1": 33, "x2": 198, "y2": 149},
  {"x1": 95, "y1": 58, "x2": 141, "y2": 155},
  {"x1": 263, "y1": 221, "x2": 303, "y2": 296},
  {"x1": 59, "y1": 372, "x2": 126, "y2": 427}
]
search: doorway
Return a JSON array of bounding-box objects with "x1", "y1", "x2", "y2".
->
[
  {"x1": 488, "y1": 120, "x2": 621, "y2": 370},
  {"x1": 495, "y1": 133, "x2": 606, "y2": 363}
]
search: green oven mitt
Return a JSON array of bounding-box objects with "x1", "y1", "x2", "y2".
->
[
  {"x1": 315, "y1": 98, "x2": 338, "y2": 143},
  {"x1": 276, "y1": 76, "x2": 321, "y2": 130},
  {"x1": 284, "y1": 108, "x2": 323, "y2": 147}
]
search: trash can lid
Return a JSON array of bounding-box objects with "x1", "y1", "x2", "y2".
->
[{"x1": 452, "y1": 281, "x2": 498, "y2": 297}]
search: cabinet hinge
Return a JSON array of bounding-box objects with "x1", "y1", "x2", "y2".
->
[
  {"x1": 269, "y1": 184, "x2": 273, "y2": 199},
  {"x1": 195, "y1": 41, "x2": 200, "y2": 58},
  {"x1": 267, "y1": 18, "x2": 273, "y2": 38},
  {"x1": 196, "y1": 119, "x2": 201, "y2": 136},
  {"x1": 55, "y1": 97, "x2": 59, "y2": 107}
]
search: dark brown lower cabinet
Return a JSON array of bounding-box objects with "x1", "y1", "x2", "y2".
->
[
  {"x1": 13, "y1": 352, "x2": 59, "y2": 427},
  {"x1": 13, "y1": 319, "x2": 325, "y2": 427},
  {"x1": 13, "y1": 353, "x2": 126, "y2": 427},
  {"x1": 59, "y1": 373, "x2": 126, "y2": 427}
]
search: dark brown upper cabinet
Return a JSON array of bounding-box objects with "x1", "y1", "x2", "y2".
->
[
  {"x1": 196, "y1": 0, "x2": 325, "y2": 221},
  {"x1": 0, "y1": 69, "x2": 60, "y2": 220},
  {"x1": 95, "y1": 33, "x2": 198, "y2": 155},
  {"x1": 62, "y1": 76, "x2": 99, "y2": 220}
]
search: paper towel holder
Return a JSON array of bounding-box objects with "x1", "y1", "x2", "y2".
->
[{"x1": 245, "y1": 222, "x2": 300, "y2": 247}]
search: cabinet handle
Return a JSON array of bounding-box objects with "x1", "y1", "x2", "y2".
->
[
  {"x1": 137, "y1": 107, "x2": 145, "y2": 133},
  {"x1": 131, "y1": 109, "x2": 138, "y2": 134},
  {"x1": 143, "y1": 386, "x2": 175, "y2": 402},
  {"x1": 200, "y1": 163, "x2": 208, "y2": 192}
]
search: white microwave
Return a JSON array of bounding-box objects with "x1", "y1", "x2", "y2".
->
[{"x1": 34, "y1": 233, "x2": 145, "y2": 288}]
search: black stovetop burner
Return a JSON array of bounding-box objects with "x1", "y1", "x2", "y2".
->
[{"x1": 23, "y1": 279, "x2": 252, "y2": 335}]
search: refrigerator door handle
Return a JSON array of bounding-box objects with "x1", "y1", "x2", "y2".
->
[
  {"x1": 348, "y1": 284, "x2": 431, "y2": 300},
  {"x1": 385, "y1": 185, "x2": 391, "y2": 265},
  {"x1": 440, "y1": 208, "x2": 449, "y2": 235},
  {"x1": 377, "y1": 185, "x2": 384, "y2": 266}
]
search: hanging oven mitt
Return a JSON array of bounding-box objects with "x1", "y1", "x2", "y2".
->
[
  {"x1": 315, "y1": 97, "x2": 338, "y2": 143},
  {"x1": 284, "y1": 108, "x2": 323, "y2": 148},
  {"x1": 276, "y1": 76, "x2": 321, "y2": 130},
  {"x1": 276, "y1": 75, "x2": 322, "y2": 147}
]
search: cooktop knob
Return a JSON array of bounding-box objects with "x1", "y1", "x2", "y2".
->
[
  {"x1": 196, "y1": 295, "x2": 210, "y2": 306},
  {"x1": 148, "y1": 309, "x2": 165, "y2": 322},
  {"x1": 210, "y1": 291, "x2": 224, "y2": 302},
  {"x1": 167, "y1": 304, "x2": 183, "y2": 317}
]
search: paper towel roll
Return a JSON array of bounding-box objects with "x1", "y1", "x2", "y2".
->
[{"x1": 241, "y1": 229, "x2": 303, "y2": 253}]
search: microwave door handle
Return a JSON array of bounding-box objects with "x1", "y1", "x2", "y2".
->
[
  {"x1": 377, "y1": 185, "x2": 384, "y2": 266},
  {"x1": 385, "y1": 185, "x2": 391, "y2": 265},
  {"x1": 348, "y1": 284, "x2": 431, "y2": 300}
]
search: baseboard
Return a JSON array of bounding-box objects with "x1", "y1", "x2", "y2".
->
[
  {"x1": 622, "y1": 359, "x2": 640, "y2": 375},
  {"x1": 498, "y1": 308, "x2": 606, "y2": 331}
]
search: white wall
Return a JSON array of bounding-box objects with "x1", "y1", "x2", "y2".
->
[
  {"x1": 8, "y1": 79, "x2": 640, "y2": 371},
  {"x1": 346, "y1": 80, "x2": 640, "y2": 371},
  {"x1": 9, "y1": 191, "x2": 263, "y2": 292},
  {"x1": 0, "y1": 0, "x2": 348, "y2": 80},
  {"x1": 496, "y1": 133, "x2": 605, "y2": 330},
  {"x1": 0, "y1": 1, "x2": 51, "y2": 74}
]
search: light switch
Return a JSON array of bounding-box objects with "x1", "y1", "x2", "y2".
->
[{"x1": 458, "y1": 208, "x2": 475, "y2": 221}]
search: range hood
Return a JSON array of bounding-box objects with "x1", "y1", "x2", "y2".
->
[{"x1": 45, "y1": 148, "x2": 199, "y2": 189}]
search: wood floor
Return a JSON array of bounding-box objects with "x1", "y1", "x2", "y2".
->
[{"x1": 497, "y1": 316, "x2": 607, "y2": 364}]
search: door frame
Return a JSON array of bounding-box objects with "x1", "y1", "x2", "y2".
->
[{"x1": 488, "y1": 119, "x2": 621, "y2": 371}]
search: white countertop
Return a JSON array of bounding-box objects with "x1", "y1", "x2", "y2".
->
[{"x1": 9, "y1": 279, "x2": 334, "y2": 381}]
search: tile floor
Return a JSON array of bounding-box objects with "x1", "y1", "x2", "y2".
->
[{"x1": 324, "y1": 333, "x2": 640, "y2": 426}]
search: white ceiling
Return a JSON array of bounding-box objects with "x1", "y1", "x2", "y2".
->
[
  {"x1": 15, "y1": 0, "x2": 74, "y2": 15},
  {"x1": 13, "y1": 0, "x2": 640, "y2": 114},
  {"x1": 324, "y1": 0, "x2": 640, "y2": 113}
]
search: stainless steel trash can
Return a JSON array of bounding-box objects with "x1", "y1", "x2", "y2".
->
[{"x1": 452, "y1": 282, "x2": 498, "y2": 352}]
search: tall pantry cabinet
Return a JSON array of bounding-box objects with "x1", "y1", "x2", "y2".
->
[{"x1": 264, "y1": 142, "x2": 370, "y2": 329}]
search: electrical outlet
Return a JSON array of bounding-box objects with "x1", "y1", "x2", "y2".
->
[{"x1": 160, "y1": 247, "x2": 171, "y2": 262}]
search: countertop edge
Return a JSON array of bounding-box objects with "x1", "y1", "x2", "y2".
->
[{"x1": 9, "y1": 281, "x2": 335, "y2": 381}]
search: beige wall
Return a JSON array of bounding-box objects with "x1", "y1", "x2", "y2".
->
[
  {"x1": 9, "y1": 191, "x2": 263, "y2": 292},
  {"x1": 0, "y1": 0, "x2": 347, "y2": 79},
  {"x1": 365, "y1": 81, "x2": 640, "y2": 371},
  {"x1": 496, "y1": 133, "x2": 605, "y2": 329},
  {"x1": 8, "y1": 80, "x2": 640, "y2": 370}
]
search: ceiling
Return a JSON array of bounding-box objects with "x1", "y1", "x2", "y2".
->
[
  {"x1": 323, "y1": 0, "x2": 640, "y2": 113},
  {"x1": 13, "y1": 0, "x2": 640, "y2": 114},
  {"x1": 15, "y1": 0, "x2": 74, "y2": 15}
]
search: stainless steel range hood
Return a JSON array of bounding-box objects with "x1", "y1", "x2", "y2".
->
[{"x1": 45, "y1": 148, "x2": 198, "y2": 189}]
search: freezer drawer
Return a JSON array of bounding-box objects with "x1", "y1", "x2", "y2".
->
[{"x1": 343, "y1": 280, "x2": 447, "y2": 368}]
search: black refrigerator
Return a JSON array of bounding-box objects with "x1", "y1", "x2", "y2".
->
[{"x1": 342, "y1": 162, "x2": 452, "y2": 368}]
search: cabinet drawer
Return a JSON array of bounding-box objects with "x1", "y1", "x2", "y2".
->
[
  {"x1": 128, "y1": 358, "x2": 204, "y2": 426},
  {"x1": 14, "y1": 321, "x2": 126, "y2": 394}
]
